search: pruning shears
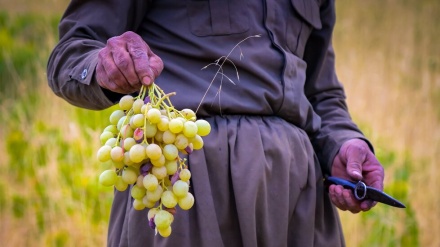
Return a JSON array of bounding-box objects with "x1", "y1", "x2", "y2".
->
[{"x1": 324, "y1": 176, "x2": 406, "y2": 208}]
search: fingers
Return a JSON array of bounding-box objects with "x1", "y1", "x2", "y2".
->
[
  {"x1": 97, "y1": 47, "x2": 138, "y2": 94},
  {"x1": 125, "y1": 31, "x2": 163, "y2": 86},
  {"x1": 95, "y1": 31, "x2": 163, "y2": 94},
  {"x1": 108, "y1": 37, "x2": 140, "y2": 86},
  {"x1": 341, "y1": 139, "x2": 369, "y2": 181},
  {"x1": 329, "y1": 139, "x2": 384, "y2": 213},
  {"x1": 363, "y1": 153, "x2": 385, "y2": 191},
  {"x1": 329, "y1": 185, "x2": 370, "y2": 213}
]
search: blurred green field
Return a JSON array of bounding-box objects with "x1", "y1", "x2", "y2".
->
[{"x1": 0, "y1": 0, "x2": 439, "y2": 246}]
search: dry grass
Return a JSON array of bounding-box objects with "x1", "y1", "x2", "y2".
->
[
  {"x1": 0, "y1": 0, "x2": 69, "y2": 15},
  {"x1": 334, "y1": 1, "x2": 440, "y2": 246}
]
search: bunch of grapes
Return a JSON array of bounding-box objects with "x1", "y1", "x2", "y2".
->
[{"x1": 96, "y1": 84, "x2": 211, "y2": 237}]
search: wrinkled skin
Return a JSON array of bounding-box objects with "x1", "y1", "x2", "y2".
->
[
  {"x1": 330, "y1": 139, "x2": 385, "y2": 213},
  {"x1": 96, "y1": 31, "x2": 164, "y2": 94}
]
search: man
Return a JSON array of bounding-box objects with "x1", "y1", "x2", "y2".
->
[{"x1": 47, "y1": 0, "x2": 384, "y2": 246}]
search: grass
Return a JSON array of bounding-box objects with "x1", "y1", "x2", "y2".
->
[
  {"x1": 334, "y1": 1, "x2": 440, "y2": 246},
  {"x1": 0, "y1": 0, "x2": 439, "y2": 246}
]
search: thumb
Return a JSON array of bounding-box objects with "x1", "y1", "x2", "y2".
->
[{"x1": 343, "y1": 142, "x2": 368, "y2": 181}]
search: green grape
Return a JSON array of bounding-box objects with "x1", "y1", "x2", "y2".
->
[
  {"x1": 143, "y1": 196, "x2": 157, "y2": 208},
  {"x1": 174, "y1": 134, "x2": 189, "y2": 150},
  {"x1": 97, "y1": 145, "x2": 112, "y2": 162},
  {"x1": 169, "y1": 118, "x2": 184, "y2": 133},
  {"x1": 147, "y1": 208, "x2": 159, "y2": 221},
  {"x1": 132, "y1": 98, "x2": 144, "y2": 114},
  {"x1": 178, "y1": 192, "x2": 194, "y2": 210},
  {"x1": 123, "y1": 137, "x2": 136, "y2": 151},
  {"x1": 105, "y1": 137, "x2": 118, "y2": 147},
  {"x1": 147, "y1": 108, "x2": 162, "y2": 124},
  {"x1": 176, "y1": 117, "x2": 187, "y2": 124},
  {"x1": 123, "y1": 151, "x2": 135, "y2": 167},
  {"x1": 99, "y1": 169, "x2": 118, "y2": 186},
  {"x1": 154, "y1": 210, "x2": 173, "y2": 230},
  {"x1": 158, "y1": 226, "x2": 172, "y2": 238},
  {"x1": 122, "y1": 166, "x2": 138, "y2": 184},
  {"x1": 163, "y1": 144, "x2": 178, "y2": 161},
  {"x1": 157, "y1": 116, "x2": 169, "y2": 132},
  {"x1": 151, "y1": 154, "x2": 165, "y2": 167},
  {"x1": 168, "y1": 111, "x2": 177, "y2": 119},
  {"x1": 141, "y1": 104, "x2": 148, "y2": 114},
  {"x1": 135, "y1": 174, "x2": 145, "y2": 188},
  {"x1": 131, "y1": 114, "x2": 145, "y2": 128},
  {"x1": 165, "y1": 160, "x2": 178, "y2": 175},
  {"x1": 129, "y1": 144, "x2": 146, "y2": 163},
  {"x1": 119, "y1": 95, "x2": 134, "y2": 110},
  {"x1": 111, "y1": 146, "x2": 124, "y2": 162},
  {"x1": 152, "y1": 166, "x2": 167, "y2": 180},
  {"x1": 133, "y1": 199, "x2": 146, "y2": 210},
  {"x1": 144, "y1": 121, "x2": 158, "y2": 138},
  {"x1": 120, "y1": 124, "x2": 134, "y2": 139},
  {"x1": 109, "y1": 110, "x2": 125, "y2": 125},
  {"x1": 181, "y1": 108, "x2": 196, "y2": 120},
  {"x1": 112, "y1": 160, "x2": 125, "y2": 170},
  {"x1": 131, "y1": 185, "x2": 147, "y2": 200},
  {"x1": 183, "y1": 121, "x2": 198, "y2": 138},
  {"x1": 154, "y1": 131, "x2": 164, "y2": 143},
  {"x1": 117, "y1": 116, "x2": 128, "y2": 130},
  {"x1": 98, "y1": 84, "x2": 210, "y2": 238},
  {"x1": 146, "y1": 185, "x2": 163, "y2": 202},
  {"x1": 146, "y1": 143, "x2": 162, "y2": 160},
  {"x1": 179, "y1": 169, "x2": 191, "y2": 181},
  {"x1": 162, "y1": 130, "x2": 176, "y2": 144},
  {"x1": 143, "y1": 173, "x2": 159, "y2": 191},
  {"x1": 190, "y1": 135, "x2": 204, "y2": 150},
  {"x1": 100, "y1": 131, "x2": 115, "y2": 145},
  {"x1": 114, "y1": 176, "x2": 128, "y2": 191},
  {"x1": 173, "y1": 180, "x2": 189, "y2": 198},
  {"x1": 161, "y1": 190, "x2": 178, "y2": 209},
  {"x1": 104, "y1": 125, "x2": 119, "y2": 135},
  {"x1": 196, "y1": 119, "x2": 211, "y2": 136}
]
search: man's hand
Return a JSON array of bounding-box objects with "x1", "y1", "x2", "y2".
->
[
  {"x1": 329, "y1": 139, "x2": 384, "y2": 213},
  {"x1": 96, "y1": 31, "x2": 164, "y2": 94}
]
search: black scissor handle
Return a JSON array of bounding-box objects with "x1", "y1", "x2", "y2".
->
[
  {"x1": 325, "y1": 176, "x2": 366, "y2": 200},
  {"x1": 354, "y1": 181, "x2": 367, "y2": 200}
]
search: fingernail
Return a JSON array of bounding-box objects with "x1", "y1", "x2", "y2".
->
[
  {"x1": 142, "y1": 77, "x2": 151, "y2": 85},
  {"x1": 352, "y1": 171, "x2": 362, "y2": 178}
]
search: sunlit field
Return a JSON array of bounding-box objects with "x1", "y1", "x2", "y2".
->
[{"x1": 0, "y1": 0, "x2": 438, "y2": 246}]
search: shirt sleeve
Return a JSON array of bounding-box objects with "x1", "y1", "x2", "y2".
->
[
  {"x1": 303, "y1": 0, "x2": 374, "y2": 175},
  {"x1": 47, "y1": 0, "x2": 150, "y2": 110}
]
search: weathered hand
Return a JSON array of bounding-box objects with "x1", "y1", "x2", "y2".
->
[
  {"x1": 96, "y1": 31, "x2": 164, "y2": 94},
  {"x1": 329, "y1": 139, "x2": 384, "y2": 213}
]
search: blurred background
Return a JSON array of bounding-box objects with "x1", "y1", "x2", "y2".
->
[{"x1": 0, "y1": 0, "x2": 438, "y2": 246}]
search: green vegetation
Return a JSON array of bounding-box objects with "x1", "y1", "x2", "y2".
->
[{"x1": 0, "y1": 1, "x2": 439, "y2": 246}]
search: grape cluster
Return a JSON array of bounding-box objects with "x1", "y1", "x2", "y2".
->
[{"x1": 96, "y1": 84, "x2": 211, "y2": 237}]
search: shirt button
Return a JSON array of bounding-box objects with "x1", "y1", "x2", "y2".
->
[{"x1": 81, "y1": 69, "x2": 88, "y2": 79}]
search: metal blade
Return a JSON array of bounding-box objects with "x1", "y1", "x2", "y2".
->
[{"x1": 365, "y1": 186, "x2": 406, "y2": 208}]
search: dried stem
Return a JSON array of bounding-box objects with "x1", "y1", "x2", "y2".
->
[{"x1": 195, "y1": 34, "x2": 261, "y2": 114}]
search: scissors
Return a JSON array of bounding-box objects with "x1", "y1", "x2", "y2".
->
[{"x1": 324, "y1": 176, "x2": 406, "y2": 208}]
